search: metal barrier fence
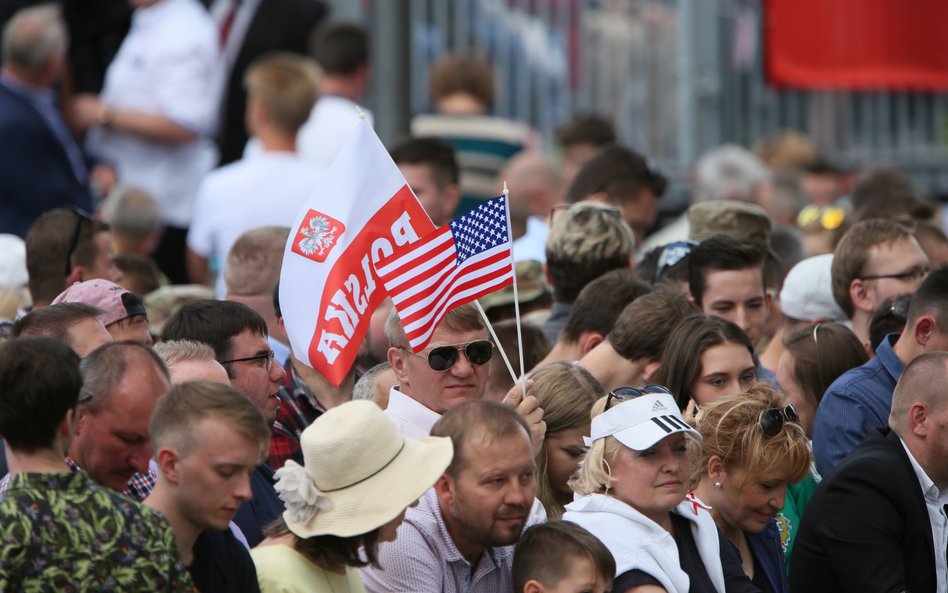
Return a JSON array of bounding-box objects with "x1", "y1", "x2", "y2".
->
[{"x1": 345, "y1": 0, "x2": 948, "y2": 196}]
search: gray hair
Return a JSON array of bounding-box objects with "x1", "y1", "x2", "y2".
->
[
  {"x1": 101, "y1": 186, "x2": 163, "y2": 238},
  {"x1": 2, "y1": 4, "x2": 67, "y2": 73},
  {"x1": 352, "y1": 361, "x2": 391, "y2": 401},
  {"x1": 79, "y1": 342, "x2": 169, "y2": 414},
  {"x1": 153, "y1": 339, "x2": 217, "y2": 368},
  {"x1": 694, "y1": 144, "x2": 768, "y2": 203}
]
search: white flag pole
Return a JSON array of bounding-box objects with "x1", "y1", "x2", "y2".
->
[
  {"x1": 474, "y1": 300, "x2": 517, "y2": 385},
  {"x1": 503, "y1": 182, "x2": 528, "y2": 399}
]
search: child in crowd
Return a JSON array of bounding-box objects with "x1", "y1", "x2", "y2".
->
[{"x1": 512, "y1": 521, "x2": 616, "y2": 593}]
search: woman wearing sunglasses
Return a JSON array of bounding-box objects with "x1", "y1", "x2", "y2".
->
[
  {"x1": 691, "y1": 385, "x2": 811, "y2": 593},
  {"x1": 528, "y1": 361, "x2": 604, "y2": 518},
  {"x1": 564, "y1": 385, "x2": 759, "y2": 593},
  {"x1": 655, "y1": 314, "x2": 758, "y2": 413}
]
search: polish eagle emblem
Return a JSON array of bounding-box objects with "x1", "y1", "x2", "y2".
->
[{"x1": 291, "y1": 209, "x2": 345, "y2": 263}]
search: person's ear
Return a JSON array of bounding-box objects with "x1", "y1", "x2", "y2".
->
[
  {"x1": 908, "y1": 402, "x2": 929, "y2": 437},
  {"x1": 914, "y1": 315, "x2": 936, "y2": 347},
  {"x1": 523, "y1": 579, "x2": 546, "y2": 593},
  {"x1": 707, "y1": 455, "x2": 725, "y2": 483},
  {"x1": 579, "y1": 332, "x2": 604, "y2": 355},
  {"x1": 156, "y1": 448, "x2": 181, "y2": 484},
  {"x1": 388, "y1": 346, "x2": 410, "y2": 385},
  {"x1": 849, "y1": 278, "x2": 872, "y2": 314},
  {"x1": 433, "y1": 473, "x2": 455, "y2": 508},
  {"x1": 642, "y1": 359, "x2": 661, "y2": 382}
]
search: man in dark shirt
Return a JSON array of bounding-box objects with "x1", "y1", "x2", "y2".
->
[{"x1": 145, "y1": 380, "x2": 270, "y2": 593}]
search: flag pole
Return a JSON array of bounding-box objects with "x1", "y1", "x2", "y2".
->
[
  {"x1": 474, "y1": 300, "x2": 517, "y2": 385},
  {"x1": 503, "y1": 182, "x2": 528, "y2": 399}
]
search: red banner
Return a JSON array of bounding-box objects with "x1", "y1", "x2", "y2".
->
[{"x1": 765, "y1": 0, "x2": 948, "y2": 91}]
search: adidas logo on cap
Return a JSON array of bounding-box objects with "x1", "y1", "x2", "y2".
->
[{"x1": 651, "y1": 400, "x2": 667, "y2": 412}]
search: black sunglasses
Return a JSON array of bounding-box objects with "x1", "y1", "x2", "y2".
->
[
  {"x1": 64, "y1": 207, "x2": 94, "y2": 277},
  {"x1": 758, "y1": 404, "x2": 800, "y2": 438},
  {"x1": 406, "y1": 340, "x2": 493, "y2": 372},
  {"x1": 605, "y1": 384, "x2": 672, "y2": 411}
]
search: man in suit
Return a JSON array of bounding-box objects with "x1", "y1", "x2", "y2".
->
[
  {"x1": 0, "y1": 5, "x2": 109, "y2": 238},
  {"x1": 209, "y1": 0, "x2": 327, "y2": 165},
  {"x1": 790, "y1": 351, "x2": 948, "y2": 593}
]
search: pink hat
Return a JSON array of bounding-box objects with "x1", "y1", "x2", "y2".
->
[{"x1": 52, "y1": 280, "x2": 146, "y2": 327}]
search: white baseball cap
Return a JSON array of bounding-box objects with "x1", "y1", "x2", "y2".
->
[{"x1": 588, "y1": 393, "x2": 701, "y2": 451}]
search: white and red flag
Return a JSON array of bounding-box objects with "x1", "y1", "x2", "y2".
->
[
  {"x1": 279, "y1": 119, "x2": 436, "y2": 386},
  {"x1": 375, "y1": 195, "x2": 515, "y2": 351}
]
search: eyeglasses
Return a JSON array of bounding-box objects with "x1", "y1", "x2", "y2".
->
[
  {"x1": 64, "y1": 207, "x2": 93, "y2": 277},
  {"x1": 605, "y1": 384, "x2": 672, "y2": 411},
  {"x1": 655, "y1": 240, "x2": 698, "y2": 282},
  {"x1": 77, "y1": 388, "x2": 95, "y2": 405},
  {"x1": 859, "y1": 266, "x2": 929, "y2": 283},
  {"x1": 404, "y1": 340, "x2": 493, "y2": 372},
  {"x1": 796, "y1": 205, "x2": 846, "y2": 231},
  {"x1": 758, "y1": 404, "x2": 800, "y2": 438},
  {"x1": 221, "y1": 350, "x2": 276, "y2": 371}
]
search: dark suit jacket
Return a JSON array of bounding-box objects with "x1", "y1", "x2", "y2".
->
[
  {"x1": 213, "y1": 0, "x2": 327, "y2": 164},
  {"x1": 789, "y1": 428, "x2": 937, "y2": 593},
  {"x1": 0, "y1": 81, "x2": 93, "y2": 237}
]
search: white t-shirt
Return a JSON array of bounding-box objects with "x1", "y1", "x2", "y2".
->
[
  {"x1": 297, "y1": 96, "x2": 374, "y2": 168},
  {"x1": 187, "y1": 150, "x2": 324, "y2": 296},
  {"x1": 85, "y1": 0, "x2": 220, "y2": 228}
]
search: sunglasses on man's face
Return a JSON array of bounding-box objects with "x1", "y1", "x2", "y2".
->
[
  {"x1": 405, "y1": 340, "x2": 494, "y2": 372},
  {"x1": 758, "y1": 404, "x2": 800, "y2": 438},
  {"x1": 605, "y1": 384, "x2": 673, "y2": 411}
]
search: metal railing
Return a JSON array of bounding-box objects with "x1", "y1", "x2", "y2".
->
[{"x1": 341, "y1": 0, "x2": 948, "y2": 195}]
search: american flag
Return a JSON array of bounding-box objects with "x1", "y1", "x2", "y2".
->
[{"x1": 376, "y1": 195, "x2": 514, "y2": 351}]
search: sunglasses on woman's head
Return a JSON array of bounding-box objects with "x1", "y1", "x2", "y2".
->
[
  {"x1": 405, "y1": 340, "x2": 494, "y2": 372},
  {"x1": 605, "y1": 385, "x2": 673, "y2": 411},
  {"x1": 758, "y1": 404, "x2": 800, "y2": 438}
]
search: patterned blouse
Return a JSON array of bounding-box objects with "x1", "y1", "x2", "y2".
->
[{"x1": 0, "y1": 471, "x2": 196, "y2": 592}]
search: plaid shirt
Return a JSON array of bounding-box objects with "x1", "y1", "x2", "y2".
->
[
  {"x1": 269, "y1": 362, "x2": 326, "y2": 470},
  {"x1": 0, "y1": 457, "x2": 157, "y2": 502}
]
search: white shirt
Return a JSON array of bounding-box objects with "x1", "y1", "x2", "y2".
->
[
  {"x1": 297, "y1": 96, "x2": 374, "y2": 168},
  {"x1": 901, "y1": 437, "x2": 948, "y2": 593},
  {"x1": 511, "y1": 216, "x2": 548, "y2": 263},
  {"x1": 384, "y1": 387, "x2": 442, "y2": 439},
  {"x1": 187, "y1": 150, "x2": 324, "y2": 296},
  {"x1": 85, "y1": 0, "x2": 220, "y2": 228}
]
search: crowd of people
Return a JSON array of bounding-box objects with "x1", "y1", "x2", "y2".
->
[{"x1": 2, "y1": 1, "x2": 948, "y2": 592}]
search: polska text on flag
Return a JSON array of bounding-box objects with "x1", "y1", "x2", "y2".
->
[
  {"x1": 375, "y1": 195, "x2": 514, "y2": 351},
  {"x1": 279, "y1": 119, "x2": 436, "y2": 386}
]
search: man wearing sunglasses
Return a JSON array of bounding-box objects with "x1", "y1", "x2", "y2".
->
[
  {"x1": 792, "y1": 352, "x2": 948, "y2": 593},
  {"x1": 25, "y1": 208, "x2": 120, "y2": 309},
  {"x1": 161, "y1": 299, "x2": 286, "y2": 547},
  {"x1": 385, "y1": 303, "x2": 494, "y2": 439}
]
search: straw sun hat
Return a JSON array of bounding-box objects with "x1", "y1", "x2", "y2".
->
[{"x1": 274, "y1": 400, "x2": 453, "y2": 538}]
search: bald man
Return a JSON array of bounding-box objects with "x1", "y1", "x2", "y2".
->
[{"x1": 791, "y1": 352, "x2": 948, "y2": 593}]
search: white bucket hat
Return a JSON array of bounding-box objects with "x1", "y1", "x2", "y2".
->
[
  {"x1": 274, "y1": 400, "x2": 453, "y2": 538},
  {"x1": 589, "y1": 393, "x2": 701, "y2": 451}
]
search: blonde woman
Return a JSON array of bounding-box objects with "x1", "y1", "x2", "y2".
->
[
  {"x1": 251, "y1": 400, "x2": 453, "y2": 593},
  {"x1": 529, "y1": 361, "x2": 604, "y2": 518},
  {"x1": 691, "y1": 386, "x2": 811, "y2": 593},
  {"x1": 563, "y1": 387, "x2": 757, "y2": 593}
]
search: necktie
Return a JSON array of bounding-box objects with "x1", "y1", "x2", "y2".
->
[{"x1": 218, "y1": 0, "x2": 240, "y2": 48}]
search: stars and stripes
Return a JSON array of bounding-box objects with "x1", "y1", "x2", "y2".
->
[{"x1": 376, "y1": 196, "x2": 514, "y2": 351}]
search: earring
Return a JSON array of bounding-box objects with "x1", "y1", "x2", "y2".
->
[{"x1": 713, "y1": 482, "x2": 722, "y2": 489}]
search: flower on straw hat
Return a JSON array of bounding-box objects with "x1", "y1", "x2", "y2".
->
[{"x1": 274, "y1": 460, "x2": 334, "y2": 525}]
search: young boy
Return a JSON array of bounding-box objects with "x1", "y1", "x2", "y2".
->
[{"x1": 513, "y1": 521, "x2": 616, "y2": 593}]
